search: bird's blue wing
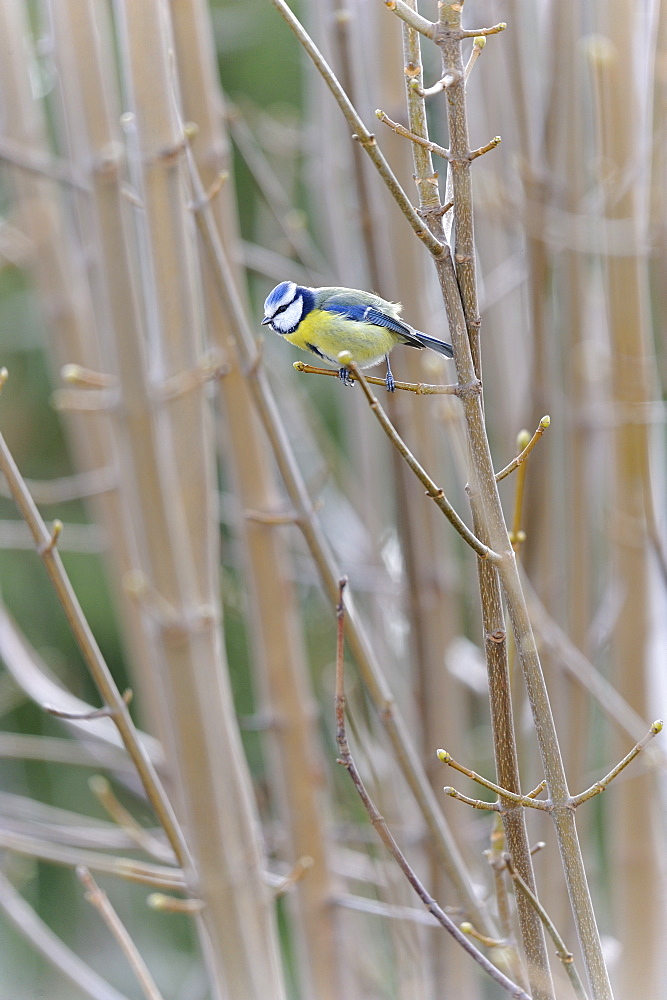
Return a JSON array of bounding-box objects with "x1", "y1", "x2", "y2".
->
[{"x1": 320, "y1": 295, "x2": 420, "y2": 343}]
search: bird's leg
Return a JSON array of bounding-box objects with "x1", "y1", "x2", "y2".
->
[
  {"x1": 337, "y1": 367, "x2": 355, "y2": 388},
  {"x1": 384, "y1": 355, "x2": 396, "y2": 393}
]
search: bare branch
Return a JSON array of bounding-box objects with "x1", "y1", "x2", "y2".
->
[
  {"x1": 77, "y1": 867, "x2": 166, "y2": 1000},
  {"x1": 268, "y1": 0, "x2": 444, "y2": 255},
  {"x1": 496, "y1": 417, "x2": 551, "y2": 481},
  {"x1": 570, "y1": 722, "x2": 663, "y2": 808},
  {"x1": 0, "y1": 829, "x2": 185, "y2": 890},
  {"x1": 0, "y1": 871, "x2": 131, "y2": 1000},
  {"x1": 292, "y1": 360, "x2": 459, "y2": 394},
  {"x1": 0, "y1": 427, "x2": 192, "y2": 873},
  {"x1": 383, "y1": 0, "x2": 435, "y2": 39},
  {"x1": 505, "y1": 856, "x2": 590, "y2": 1000},
  {"x1": 376, "y1": 109, "x2": 451, "y2": 160},
  {"x1": 334, "y1": 582, "x2": 532, "y2": 1000},
  {"x1": 345, "y1": 359, "x2": 498, "y2": 561},
  {"x1": 459, "y1": 23, "x2": 507, "y2": 39},
  {"x1": 437, "y1": 751, "x2": 551, "y2": 811}
]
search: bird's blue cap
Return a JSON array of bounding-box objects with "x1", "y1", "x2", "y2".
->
[{"x1": 263, "y1": 281, "x2": 297, "y2": 319}]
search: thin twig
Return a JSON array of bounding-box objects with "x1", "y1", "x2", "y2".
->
[
  {"x1": 333, "y1": 891, "x2": 440, "y2": 926},
  {"x1": 0, "y1": 426, "x2": 193, "y2": 874},
  {"x1": 345, "y1": 358, "x2": 497, "y2": 561},
  {"x1": 334, "y1": 580, "x2": 532, "y2": 1000},
  {"x1": 485, "y1": 818, "x2": 524, "y2": 980},
  {"x1": 376, "y1": 110, "x2": 450, "y2": 160},
  {"x1": 437, "y1": 750, "x2": 551, "y2": 811},
  {"x1": 0, "y1": 466, "x2": 117, "y2": 504},
  {"x1": 45, "y1": 689, "x2": 133, "y2": 720},
  {"x1": 459, "y1": 23, "x2": 507, "y2": 39},
  {"x1": 495, "y1": 416, "x2": 551, "y2": 482},
  {"x1": 382, "y1": 0, "x2": 435, "y2": 38},
  {"x1": 147, "y1": 894, "x2": 205, "y2": 914},
  {"x1": 77, "y1": 867, "x2": 166, "y2": 1000},
  {"x1": 469, "y1": 136, "x2": 502, "y2": 160},
  {"x1": 570, "y1": 721, "x2": 662, "y2": 807},
  {"x1": 464, "y1": 36, "x2": 486, "y2": 81},
  {"x1": 0, "y1": 829, "x2": 185, "y2": 890},
  {"x1": 89, "y1": 776, "x2": 169, "y2": 861},
  {"x1": 505, "y1": 856, "x2": 590, "y2": 1000},
  {"x1": 0, "y1": 733, "x2": 136, "y2": 772},
  {"x1": 341, "y1": 360, "x2": 486, "y2": 545},
  {"x1": 292, "y1": 360, "x2": 459, "y2": 394},
  {"x1": 268, "y1": 0, "x2": 444, "y2": 255},
  {"x1": 443, "y1": 787, "x2": 501, "y2": 811},
  {"x1": 0, "y1": 871, "x2": 131, "y2": 1000},
  {"x1": 460, "y1": 921, "x2": 509, "y2": 950},
  {"x1": 270, "y1": 855, "x2": 314, "y2": 897},
  {"x1": 0, "y1": 134, "x2": 90, "y2": 190}
]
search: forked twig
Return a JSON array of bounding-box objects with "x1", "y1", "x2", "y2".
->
[{"x1": 438, "y1": 723, "x2": 662, "y2": 816}]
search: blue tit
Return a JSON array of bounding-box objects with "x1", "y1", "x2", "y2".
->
[{"x1": 261, "y1": 281, "x2": 453, "y2": 392}]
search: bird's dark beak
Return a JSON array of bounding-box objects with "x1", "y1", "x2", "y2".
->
[{"x1": 261, "y1": 316, "x2": 271, "y2": 326}]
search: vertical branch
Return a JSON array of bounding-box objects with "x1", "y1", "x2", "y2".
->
[
  {"x1": 379, "y1": 3, "x2": 615, "y2": 998},
  {"x1": 399, "y1": 4, "x2": 553, "y2": 995},
  {"x1": 49, "y1": 3, "x2": 287, "y2": 997},
  {"x1": 334, "y1": 582, "x2": 533, "y2": 1000},
  {"x1": 434, "y1": 7, "x2": 612, "y2": 998},
  {"x1": 589, "y1": 9, "x2": 663, "y2": 995},
  {"x1": 436, "y1": 4, "x2": 481, "y2": 378},
  {"x1": 169, "y1": 2, "x2": 342, "y2": 997}
]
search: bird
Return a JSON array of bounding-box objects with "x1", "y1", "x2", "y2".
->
[{"x1": 261, "y1": 281, "x2": 453, "y2": 392}]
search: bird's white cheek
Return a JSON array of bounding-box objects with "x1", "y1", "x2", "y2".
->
[{"x1": 272, "y1": 298, "x2": 303, "y2": 334}]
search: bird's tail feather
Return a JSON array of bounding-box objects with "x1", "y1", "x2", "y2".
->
[{"x1": 414, "y1": 331, "x2": 454, "y2": 358}]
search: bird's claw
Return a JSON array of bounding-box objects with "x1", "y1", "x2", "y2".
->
[{"x1": 338, "y1": 368, "x2": 355, "y2": 388}]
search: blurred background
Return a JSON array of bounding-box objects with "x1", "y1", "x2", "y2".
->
[{"x1": 0, "y1": 1, "x2": 665, "y2": 998}]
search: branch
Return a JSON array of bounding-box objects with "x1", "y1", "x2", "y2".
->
[
  {"x1": 344, "y1": 357, "x2": 498, "y2": 562},
  {"x1": 187, "y1": 135, "x2": 501, "y2": 935},
  {"x1": 505, "y1": 857, "x2": 590, "y2": 1000},
  {"x1": 383, "y1": 0, "x2": 435, "y2": 38},
  {"x1": 0, "y1": 829, "x2": 186, "y2": 890},
  {"x1": 570, "y1": 722, "x2": 662, "y2": 808},
  {"x1": 376, "y1": 109, "x2": 450, "y2": 160},
  {"x1": 268, "y1": 0, "x2": 444, "y2": 255},
  {"x1": 293, "y1": 360, "x2": 459, "y2": 394},
  {"x1": 470, "y1": 136, "x2": 502, "y2": 160},
  {"x1": 334, "y1": 581, "x2": 532, "y2": 1000},
  {"x1": 443, "y1": 787, "x2": 501, "y2": 811},
  {"x1": 437, "y1": 751, "x2": 551, "y2": 811},
  {"x1": 89, "y1": 776, "x2": 169, "y2": 861},
  {"x1": 0, "y1": 134, "x2": 90, "y2": 190},
  {"x1": 458, "y1": 23, "x2": 507, "y2": 39},
  {"x1": 78, "y1": 868, "x2": 165, "y2": 1000},
  {"x1": 0, "y1": 871, "x2": 131, "y2": 1000},
  {"x1": 495, "y1": 416, "x2": 551, "y2": 482},
  {"x1": 0, "y1": 419, "x2": 193, "y2": 874}
]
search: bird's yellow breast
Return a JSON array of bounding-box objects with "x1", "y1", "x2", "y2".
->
[{"x1": 284, "y1": 308, "x2": 400, "y2": 369}]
